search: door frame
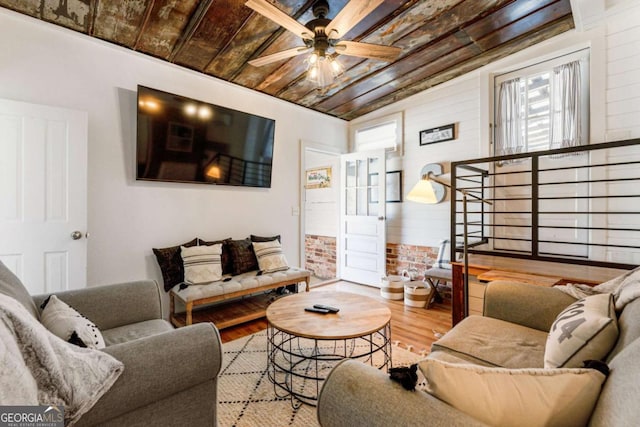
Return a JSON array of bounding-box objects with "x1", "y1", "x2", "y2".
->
[{"x1": 299, "y1": 140, "x2": 344, "y2": 282}]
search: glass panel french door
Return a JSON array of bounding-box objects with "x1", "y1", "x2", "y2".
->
[{"x1": 340, "y1": 150, "x2": 386, "y2": 286}]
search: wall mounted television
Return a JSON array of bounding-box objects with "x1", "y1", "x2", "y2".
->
[{"x1": 136, "y1": 85, "x2": 275, "y2": 188}]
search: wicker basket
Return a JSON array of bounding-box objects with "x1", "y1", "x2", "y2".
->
[
  {"x1": 380, "y1": 275, "x2": 408, "y2": 300},
  {"x1": 404, "y1": 282, "x2": 434, "y2": 308}
]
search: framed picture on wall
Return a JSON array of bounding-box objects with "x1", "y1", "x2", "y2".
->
[
  {"x1": 305, "y1": 167, "x2": 332, "y2": 189},
  {"x1": 419, "y1": 123, "x2": 455, "y2": 145}
]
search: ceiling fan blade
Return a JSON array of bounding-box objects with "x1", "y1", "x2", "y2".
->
[
  {"x1": 248, "y1": 47, "x2": 312, "y2": 67},
  {"x1": 334, "y1": 41, "x2": 401, "y2": 61},
  {"x1": 324, "y1": 0, "x2": 385, "y2": 39},
  {"x1": 245, "y1": 0, "x2": 313, "y2": 40}
]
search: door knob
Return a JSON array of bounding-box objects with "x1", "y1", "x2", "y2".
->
[
  {"x1": 378, "y1": 216, "x2": 385, "y2": 221},
  {"x1": 71, "y1": 231, "x2": 83, "y2": 240}
]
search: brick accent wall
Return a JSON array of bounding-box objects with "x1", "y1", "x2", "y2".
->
[
  {"x1": 386, "y1": 243, "x2": 452, "y2": 301},
  {"x1": 386, "y1": 243, "x2": 439, "y2": 276},
  {"x1": 305, "y1": 235, "x2": 336, "y2": 279}
]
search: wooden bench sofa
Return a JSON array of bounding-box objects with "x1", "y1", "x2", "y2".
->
[
  {"x1": 169, "y1": 267, "x2": 310, "y2": 328},
  {"x1": 154, "y1": 235, "x2": 311, "y2": 329}
]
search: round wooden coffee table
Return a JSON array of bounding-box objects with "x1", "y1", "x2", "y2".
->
[{"x1": 266, "y1": 291, "x2": 392, "y2": 407}]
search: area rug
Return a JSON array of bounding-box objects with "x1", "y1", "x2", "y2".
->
[{"x1": 218, "y1": 330, "x2": 422, "y2": 427}]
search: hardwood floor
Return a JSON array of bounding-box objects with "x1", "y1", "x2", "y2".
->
[{"x1": 219, "y1": 281, "x2": 452, "y2": 355}]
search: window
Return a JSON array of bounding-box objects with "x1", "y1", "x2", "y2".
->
[
  {"x1": 350, "y1": 112, "x2": 403, "y2": 153},
  {"x1": 493, "y1": 49, "x2": 590, "y2": 157}
]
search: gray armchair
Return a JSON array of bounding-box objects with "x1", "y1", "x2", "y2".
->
[{"x1": 0, "y1": 261, "x2": 222, "y2": 426}]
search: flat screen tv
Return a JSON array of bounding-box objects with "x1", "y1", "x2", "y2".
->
[{"x1": 136, "y1": 85, "x2": 275, "y2": 188}]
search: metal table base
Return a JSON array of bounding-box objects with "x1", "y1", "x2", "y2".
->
[{"x1": 266, "y1": 322, "x2": 392, "y2": 407}]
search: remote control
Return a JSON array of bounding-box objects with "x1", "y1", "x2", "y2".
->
[
  {"x1": 305, "y1": 307, "x2": 330, "y2": 314},
  {"x1": 313, "y1": 304, "x2": 339, "y2": 313}
]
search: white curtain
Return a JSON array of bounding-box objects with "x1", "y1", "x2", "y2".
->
[
  {"x1": 495, "y1": 78, "x2": 524, "y2": 160},
  {"x1": 550, "y1": 60, "x2": 583, "y2": 151}
]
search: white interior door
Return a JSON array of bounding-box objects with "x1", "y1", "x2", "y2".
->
[
  {"x1": 0, "y1": 99, "x2": 88, "y2": 294},
  {"x1": 340, "y1": 150, "x2": 386, "y2": 286}
]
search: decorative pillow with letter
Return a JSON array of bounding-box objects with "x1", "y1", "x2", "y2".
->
[
  {"x1": 419, "y1": 359, "x2": 606, "y2": 427},
  {"x1": 199, "y1": 237, "x2": 232, "y2": 275},
  {"x1": 40, "y1": 295, "x2": 105, "y2": 349},
  {"x1": 153, "y1": 238, "x2": 198, "y2": 291},
  {"x1": 253, "y1": 239, "x2": 289, "y2": 273},
  {"x1": 227, "y1": 238, "x2": 259, "y2": 275},
  {"x1": 181, "y1": 244, "x2": 223, "y2": 284},
  {"x1": 545, "y1": 293, "x2": 618, "y2": 368}
]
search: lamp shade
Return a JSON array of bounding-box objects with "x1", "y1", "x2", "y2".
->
[{"x1": 406, "y1": 178, "x2": 439, "y2": 204}]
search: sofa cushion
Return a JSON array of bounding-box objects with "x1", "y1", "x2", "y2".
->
[
  {"x1": 227, "y1": 238, "x2": 259, "y2": 275},
  {"x1": 589, "y1": 337, "x2": 640, "y2": 427},
  {"x1": 252, "y1": 240, "x2": 289, "y2": 273},
  {"x1": 102, "y1": 319, "x2": 174, "y2": 346},
  {"x1": 40, "y1": 295, "x2": 105, "y2": 349},
  {"x1": 420, "y1": 359, "x2": 606, "y2": 427},
  {"x1": 431, "y1": 315, "x2": 547, "y2": 368},
  {"x1": 181, "y1": 244, "x2": 223, "y2": 284},
  {"x1": 0, "y1": 260, "x2": 39, "y2": 319},
  {"x1": 199, "y1": 237, "x2": 232, "y2": 275},
  {"x1": 545, "y1": 293, "x2": 618, "y2": 368},
  {"x1": 153, "y1": 238, "x2": 198, "y2": 292},
  {"x1": 172, "y1": 267, "x2": 310, "y2": 303}
]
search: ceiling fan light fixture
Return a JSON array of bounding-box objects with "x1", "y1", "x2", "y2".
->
[{"x1": 307, "y1": 54, "x2": 342, "y2": 88}]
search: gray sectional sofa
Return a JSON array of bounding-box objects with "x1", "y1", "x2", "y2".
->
[
  {"x1": 0, "y1": 261, "x2": 221, "y2": 426},
  {"x1": 317, "y1": 280, "x2": 640, "y2": 426}
]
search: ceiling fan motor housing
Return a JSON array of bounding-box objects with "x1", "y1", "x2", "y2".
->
[
  {"x1": 306, "y1": 17, "x2": 332, "y2": 55},
  {"x1": 312, "y1": 0, "x2": 329, "y2": 19}
]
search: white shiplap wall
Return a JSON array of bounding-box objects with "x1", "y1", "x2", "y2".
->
[
  {"x1": 350, "y1": 2, "x2": 640, "y2": 253},
  {"x1": 386, "y1": 77, "x2": 482, "y2": 247},
  {"x1": 605, "y1": 2, "x2": 640, "y2": 140},
  {"x1": 603, "y1": 2, "x2": 640, "y2": 264}
]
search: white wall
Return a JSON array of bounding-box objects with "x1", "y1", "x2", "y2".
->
[
  {"x1": 0, "y1": 9, "x2": 348, "y2": 287},
  {"x1": 350, "y1": 1, "x2": 640, "y2": 249},
  {"x1": 605, "y1": 2, "x2": 640, "y2": 140}
]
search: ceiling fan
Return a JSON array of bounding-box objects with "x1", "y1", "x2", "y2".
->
[{"x1": 245, "y1": 0, "x2": 402, "y2": 87}]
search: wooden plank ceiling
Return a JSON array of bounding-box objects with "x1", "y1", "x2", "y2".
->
[{"x1": 2, "y1": 0, "x2": 574, "y2": 120}]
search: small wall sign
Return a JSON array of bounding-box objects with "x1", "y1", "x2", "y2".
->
[
  {"x1": 419, "y1": 123, "x2": 455, "y2": 145},
  {"x1": 305, "y1": 167, "x2": 332, "y2": 189}
]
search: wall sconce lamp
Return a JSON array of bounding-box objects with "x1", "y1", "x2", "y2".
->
[{"x1": 407, "y1": 163, "x2": 492, "y2": 318}]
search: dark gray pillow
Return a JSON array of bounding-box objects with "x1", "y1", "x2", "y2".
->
[
  {"x1": 227, "y1": 238, "x2": 259, "y2": 275},
  {"x1": 153, "y1": 238, "x2": 198, "y2": 292},
  {"x1": 251, "y1": 234, "x2": 281, "y2": 243}
]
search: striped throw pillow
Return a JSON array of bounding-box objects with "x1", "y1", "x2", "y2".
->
[
  {"x1": 181, "y1": 244, "x2": 223, "y2": 284},
  {"x1": 252, "y1": 240, "x2": 289, "y2": 273},
  {"x1": 434, "y1": 239, "x2": 451, "y2": 269}
]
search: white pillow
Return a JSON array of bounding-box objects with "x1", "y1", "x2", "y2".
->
[
  {"x1": 181, "y1": 244, "x2": 223, "y2": 284},
  {"x1": 40, "y1": 295, "x2": 105, "y2": 349},
  {"x1": 545, "y1": 293, "x2": 618, "y2": 368},
  {"x1": 252, "y1": 240, "x2": 289, "y2": 273},
  {"x1": 419, "y1": 359, "x2": 605, "y2": 427}
]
